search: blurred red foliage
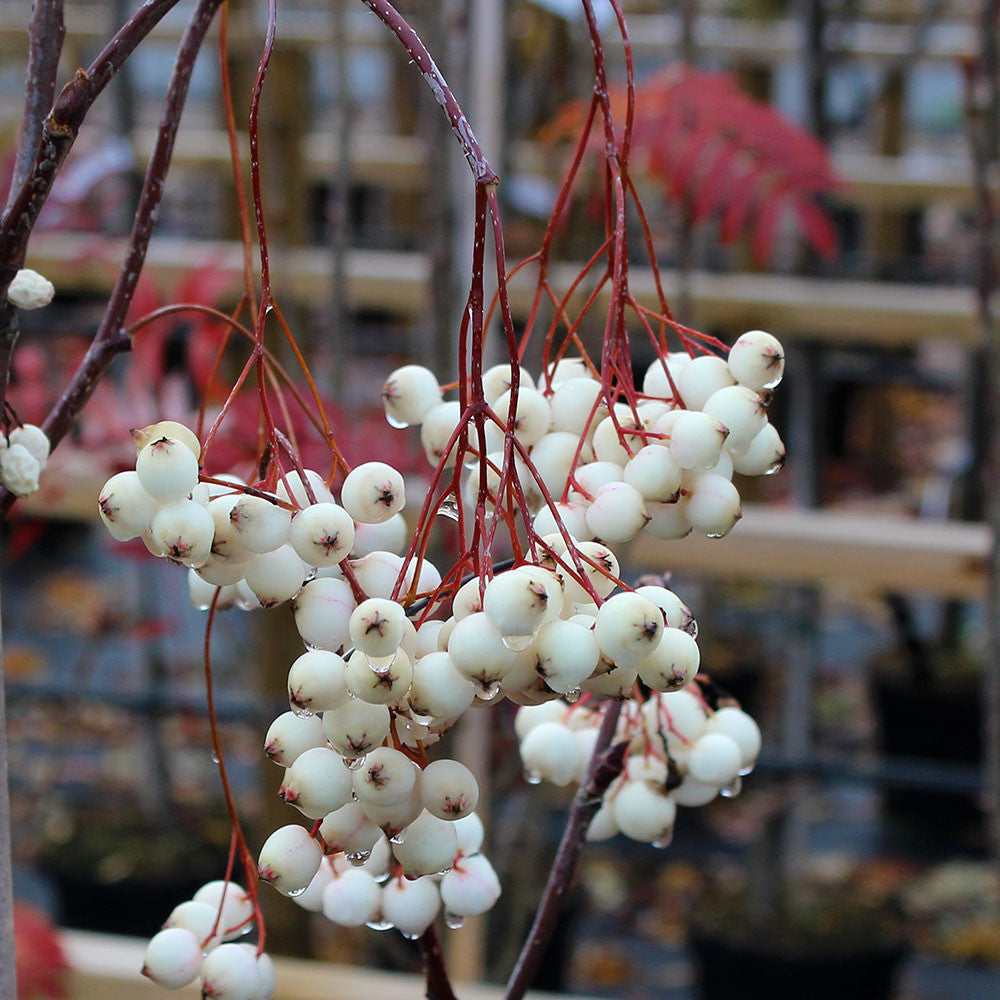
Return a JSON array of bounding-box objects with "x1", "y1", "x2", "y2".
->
[{"x1": 14, "y1": 904, "x2": 69, "y2": 1000}]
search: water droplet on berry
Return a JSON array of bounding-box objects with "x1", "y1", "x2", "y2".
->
[
  {"x1": 563, "y1": 686, "x2": 583, "y2": 704},
  {"x1": 523, "y1": 768, "x2": 542, "y2": 786},
  {"x1": 286, "y1": 886, "x2": 307, "y2": 897},
  {"x1": 738, "y1": 762, "x2": 756, "y2": 777},
  {"x1": 366, "y1": 918, "x2": 394, "y2": 931},
  {"x1": 721, "y1": 777, "x2": 743, "y2": 798},
  {"x1": 366, "y1": 652, "x2": 397, "y2": 672},
  {"x1": 385, "y1": 413, "x2": 410, "y2": 429},
  {"x1": 402, "y1": 932, "x2": 419, "y2": 941},
  {"x1": 651, "y1": 831, "x2": 674, "y2": 849},
  {"x1": 346, "y1": 849, "x2": 371, "y2": 866},
  {"x1": 501, "y1": 633, "x2": 532, "y2": 651},
  {"x1": 706, "y1": 531, "x2": 726, "y2": 539},
  {"x1": 291, "y1": 705, "x2": 315, "y2": 719},
  {"x1": 475, "y1": 682, "x2": 501, "y2": 702},
  {"x1": 765, "y1": 458, "x2": 784, "y2": 475},
  {"x1": 444, "y1": 912, "x2": 466, "y2": 930},
  {"x1": 343, "y1": 755, "x2": 367, "y2": 771},
  {"x1": 388, "y1": 830, "x2": 407, "y2": 846},
  {"x1": 210, "y1": 752, "x2": 220, "y2": 764}
]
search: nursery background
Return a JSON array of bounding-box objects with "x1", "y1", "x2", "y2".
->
[{"x1": 2, "y1": 0, "x2": 1000, "y2": 999}]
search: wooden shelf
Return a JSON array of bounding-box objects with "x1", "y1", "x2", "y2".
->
[
  {"x1": 61, "y1": 930, "x2": 579, "y2": 1000},
  {"x1": 627, "y1": 504, "x2": 988, "y2": 599},
  {"x1": 25, "y1": 231, "x2": 977, "y2": 345}
]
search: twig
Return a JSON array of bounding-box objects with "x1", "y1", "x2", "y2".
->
[
  {"x1": 504, "y1": 704, "x2": 627, "y2": 1000},
  {"x1": 0, "y1": 0, "x2": 186, "y2": 418},
  {"x1": 8, "y1": 0, "x2": 65, "y2": 204},
  {"x1": 0, "y1": 0, "x2": 224, "y2": 520},
  {"x1": 418, "y1": 926, "x2": 459, "y2": 1000}
]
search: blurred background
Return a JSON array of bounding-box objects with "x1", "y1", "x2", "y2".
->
[{"x1": 2, "y1": 0, "x2": 999, "y2": 998}]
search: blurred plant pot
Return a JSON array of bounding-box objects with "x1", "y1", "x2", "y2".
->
[{"x1": 689, "y1": 930, "x2": 906, "y2": 1000}]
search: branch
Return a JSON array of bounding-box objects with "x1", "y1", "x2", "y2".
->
[
  {"x1": 0, "y1": 0, "x2": 223, "y2": 516},
  {"x1": 359, "y1": 0, "x2": 499, "y2": 186},
  {"x1": 7, "y1": 0, "x2": 65, "y2": 204},
  {"x1": 504, "y1": 704, "x2": 627, "y2": 1000},
  {"x1": 418, "y1": 926, "x2": 458, "y2": 1000}
]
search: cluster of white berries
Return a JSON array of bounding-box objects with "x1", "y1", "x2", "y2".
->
[
  {"x1": 516, "y1": 693, "x2": 760, "y2": 847},
  {"x1": 384, "y1": 329, "x2": 785, "y2": 542},
  {"x1": 142, "y1": 880, "x2": 275, "y2": 998},
  {"x1": 100, "y1": 329, "x2": 785, "y2": 984},
  {"x1": 0, "y1": 422, "x2": 50, "y2": 497}
]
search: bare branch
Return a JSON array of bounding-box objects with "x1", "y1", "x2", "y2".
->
[
  {"x1": 8, "y1": 0, "x2": 66, "y2": 204},
  {"x1": 504, "y1": 704, "x2": 627, "y2": 1000},
  {"x1": 418, "y1": 925, "x2": 459, "y2": 1000}
]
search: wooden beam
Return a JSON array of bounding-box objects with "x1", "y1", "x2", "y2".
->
[
  {"x1": 627, "y1": 504, "x2": 989, "y2": 599},
  {"x1": 61, "y1": 930, "x2": 585, "y2": 1000},
  {"x1": 24, "y1": 231, "x2": 979, "y2": 345}
]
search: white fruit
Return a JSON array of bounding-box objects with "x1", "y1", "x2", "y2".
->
[
  {"x1": 483, "y1": 568, "x2": 553, "y2": 637},
  {"x1": 637, "y1": 628, "x2": 700, "y2": 691},
  {"x1": 668, "y1": 410, "x2": 729, "y2": 470},
  {"x1": 532, "y1": 619, "x2": 599, "y2": 694},
  {"x1": 415, "y1": 620, "x2": 446, "y2": 658},
  {"x1": 258, "y1": 825, "x2": 322, "y2": 896},
  {"x1": 732, "y1": 422, "x2": 785, "y2": 476},
  {"x1": 581, "y1": 662, "x2": 638, "y2": 699},
  {"x1": 623, "y1": 445, "x2": 682, "y2": 503},
  {"x1": 447, "y1": 612, "x2": 517, "y2": 689},
  {"x1": 612, "y1": 780, "x2": 676, "y2": 843},
  {"x1": 132, "y1": 421, "x2": 200, "y2": 460},
  {"x1": 243, "y1": 545, "x2": 308, "y2": 606},
  {"x1": 514, "y1": 702, "x2": 567, "y2": 740},
  {"x1": 192, "y1": 881, "x2": 255, "y2": 941},
  {"x1": 391, "y1": 810, "x2": 459, "y2": 877},
  {"x1": 572, "y1": 460, "x2": 624, "y2": 500},
  {"x1": 8, "y1": 268, "x2": 54, "y2": 310},
  {"x1": 686, "y1": 474, "x2": 742, "y2": 537},
  {"x1": 676, "y1": 354, "x2": 736, "y2": 410},
  {"x1": 344, "y1": 648, "x2": 412, "y2": 705},
  {"x1": 349, "y1": 550, "x2": 404, "y2": 600},
  {"x1": 728, "y1": 329, "x2": 784, "y2": 391},
  {"x1": 319, "y1": 802, "x2": 382, "y2": 856},
  {"x1": 440, "y1": 854, "x2": 501, "y2": 917},
  {"x1": 453, "y1": 812, "x2": 485, "y2": 855},
  {"x1": 228, "y1": 495, "x2": 292, "y2": 554},
  {"x1": 291, "y1": 858, "x2": 334, "y2": 913},
  {"x1": 529, "y1": 432, "x2": 593, "y2": 495},
  {"x1": 707, "y1": 706, "x2": 761, "y2": 767},
  {"x1": 275, "y1": 469, "x2": 334, "y2": 508},
  {"x1": 644, "y1": 497, "x2": 691, "y2": 540},
  {"x1": 136, "y1": 436, "x2": 200, "y2": 502},
  {"x1": 199, "y1": 943, "x2": 264, "y2": 1000},
  {"x1": 673, "y1": 776, "x2": 719, "y2": 807},
  {"x1": 254, "y1": 952, "x2": 275, "y2": 999},
  {"x1": 292, "y1": 577, "x2": 355, "y2": 652},
  {"x1": 382, "y1": 364, "x2": 442, "y2": 426},
  {"x1": 585, "y1": 481, "x2": 649, "y2": 543},
  {"x1": 206, "y1": 495, "x2": 254, "y2": 565},
  {"x1": 687, "y1": 733, "x2": 742, "y2": 785},
  {"x1": 352, "y1": 514, "x2": 408, "y2": 557},
  {"x1": 702, "y1": 385, "x2": 767, "y2": 452},
  {"x1": 532, "y1": 501, "x2": 590, "y2": 541},
  {"x1": 264, "y1": 711, "x2": 326, "y2": 767},
  {"x1": 642, "y1": 353, "x2": 689, "y2": 399},
  {"x1": 548, "y1": 356, "x2": 593, "y2": 388},
  {"x1": 591, "y1": 411, "x2": 644, "y2": 466},
  {"x1": 549, "y1": 377, "x2": 606, "y2": 436},
  {"x1": 495, "y1": 387, "x2": 551, "y2": 447},
  {"x1": 341, "y1": 462, "x2": 405, "y2": 524},
  {"x1": 349, "y1": 598, "x2": 406, "y2": 657},
  {"x1": 353, "y1": 747, "x2": 418, "y2": 806},
  {"x1": 281, "y1": 747, "x2": 354, "y2": 819},
  {"x1": 593, "y1": 592, "x2": 663, "y2": 666},
  {"x1": 520, "y1": 721, "x2": 579, "y2": 786},
  {"x1": 164, "y1": 899, "x2": 223, "y2": 951},
  {"x1": 482, "y1": 363, "x2": 534, "y2": 406},
  {"x1": 322, "y1": 699, "x2": 391, "y2": 757},
  {"x1": 287, "y1": 650, "x2": 348, "y2": 714},
  {"x1": 361, "y1": 782, "x2": 424, "y2": 836},
  {"x1": 562, "y1": 540, "x2": 619, "y2": 603},
  {"x1": 651, "y1": 689, "x2": 708, "y2": 750},
  {"x1": 586, "y1": 801, "x2": 619, "y2": 841},
  {"x1": 420, "y1": 759, "x2": 479, "y2": 820},
  {"x1": 634, "y1": 585, "x2": 694, "y2": 631},
  {"x1": 151, "y1": 499, "x2": 215, "y2": 566},
  {"x1": 289, "y1": 502, "x2": 355, "y2": 566},
  {"x1": 98, "y1": 471, "x2": 158, "y2": 541},
  {"x1": 381, "y1": 875, "x2": 441, "y2": 937},
  {"x1": 322, "y1": 868, "x2": 382, "y2": 927},
  {"x1": 142, "y1": 927, "x2": 203, "y2": 989},
  {"x1": 420, "y1": 401, "x2": 462, "y2": 467},
  {"x1": 9, "y1": 424, "x2": 49, "y2": 466},
  {"x1": 408, "y1": 652, "x2": 476, "y2": 719}
]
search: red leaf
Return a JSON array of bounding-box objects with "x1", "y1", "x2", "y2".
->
[{"x1": 15, "y1": 904, "x2": 69, "y2": 1000}]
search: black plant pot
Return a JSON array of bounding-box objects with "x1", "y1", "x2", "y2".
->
[{"x1": 689, "y1": 931, "x2": 906, "y2": 1000}]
